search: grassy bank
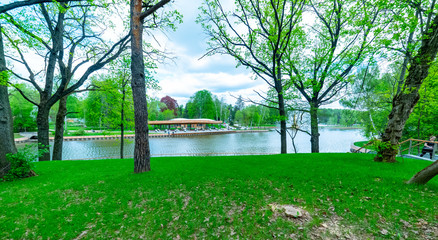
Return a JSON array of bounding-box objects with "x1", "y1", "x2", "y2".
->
[
  {"x1": 1, "y1": 154, "x2": 437, "y2": 239},
  {"x1": 13, "y1": 133, "x2": 23, "y2": 139}
]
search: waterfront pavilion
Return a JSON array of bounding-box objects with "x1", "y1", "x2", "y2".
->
[{"x1": 149, "y1": 118, "x2": 223, "y2": 130}]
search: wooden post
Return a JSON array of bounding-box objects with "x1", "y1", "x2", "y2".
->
[{"x1": 408, "y1": 140, "x2": 412, "y2": 155}]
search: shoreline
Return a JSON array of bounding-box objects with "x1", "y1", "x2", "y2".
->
[{"x1": 15, "y1": 129, "x2": 270, "y2": 143}]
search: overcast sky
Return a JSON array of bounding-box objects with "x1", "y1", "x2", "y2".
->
[{"x1": 149, "y1": 0, "x2": 268, "y2": 106}]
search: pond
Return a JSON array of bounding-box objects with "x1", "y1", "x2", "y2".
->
[{"x1": 18, "y1": 127, "x2": 365, "y2": 160}]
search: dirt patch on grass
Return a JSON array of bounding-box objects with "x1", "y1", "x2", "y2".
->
[
  {"x1": 309, "y1": 214, "x2": 369, "y2": 239},
  {"x1": 268, "y1": 204, "x2": 374, "y2": 239}
]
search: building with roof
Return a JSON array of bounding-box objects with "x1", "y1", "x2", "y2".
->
[{"x1": 149, "y1": 118, "x2": 223, "y2": 130}]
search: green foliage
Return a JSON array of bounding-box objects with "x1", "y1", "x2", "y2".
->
[
  {"x1": 186, "y1": 90, "x2": 216, "y2": 119},
  {"x1": 371, "y1": 139, "x2": 399, "y2": 158},
  {"x1": 158, "y1": 109, "x2": 175, "y2": 121},
  {"x1": 3, "y1": 144, "x2": 46, "y2": 181},
  {"x1": 70, "y1": 128, "x2": 86, "y2": 136},
  {"x1": 404, "y1": 61, "x2": 438, "y2": 139},
  {"x1": 318, "y1": 109, "x2": 361, "y2": 127},
  {"x1": 9, "y1": 84, "x2": 37, "y2": 132},
  {"x1": 343, "y1": 58, "x2": 438, "y2": 140},
  {"x1": 233, "y1": 105, "x2": 268, "y2": 127},
  {"x1": 0, "y1": 154, "x2": 436, "y2": 238},
  {"x1": 341, "y1": 64, "x2": 396, "y2": 137},
  {"x1": 148, "y1": 98, "x2": 167, "y2": 121},
  {"x1": 0, "y1": 70, "x2": 10, "y2": 86},
  {"x1": 84, "y1": 55, "x2": 160, "y2": 129}
]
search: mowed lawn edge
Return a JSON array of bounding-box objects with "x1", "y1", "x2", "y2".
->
[{"x1": 1, "y1": 153, "x2": 437, "y2": 239}]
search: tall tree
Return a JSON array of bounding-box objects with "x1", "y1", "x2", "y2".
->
[
  {"x1": 92, "y1": 58, "x2": 135, "y2": 159},
  {"x1": 375, "y1": 1, "x2": 438, "y2": 163},
  {"x1": 130, "y1": 0, "x2": 178, "y2": 173},
  {"x1": 160, "y1": 95, "x2": 178, "y2": 116},
  {"x1": 284, "y1": 0, "x2": 389, "y2": 152},
  {"x1": 0, "y1": 25, "x2": 15, "y2": 177},
  {"x1": 199, "y1": 0, "x2": 305, "y2": 154},
  {"x1": 404, "y1": 63, "x2": 438, "y2": 140},
  {"x1": 0, "y1": 0, "x2": 84, "y2": 175},
  {"x1": 186, "y1": 90, "x2": 215, "y2": 119},
  {"x1": 4, "y1": 2, "x2": 129, "y2": 160}
]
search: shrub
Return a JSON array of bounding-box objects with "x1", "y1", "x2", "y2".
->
[
  {"x1": 71, "y1": 128, "x2": 86, "y2": 136},
  {"x1": 371, "y1": 138, "x2": 399, "y2": 157},
  {"x1": 3, "y1": 144, "x2": 46, "y2": 181}
]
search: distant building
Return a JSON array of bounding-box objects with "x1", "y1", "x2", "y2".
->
[{"x1": 149, "y1": 118, "x2": 222, "y2": 130}]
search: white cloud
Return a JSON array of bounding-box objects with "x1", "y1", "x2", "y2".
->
[{"x1": 144, "y1": 0, "x2": 275, "y2": 106}]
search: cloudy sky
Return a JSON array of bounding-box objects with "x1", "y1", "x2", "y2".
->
[{"x1": 149, "y1": 0, "x2": 268, "y2": 106}]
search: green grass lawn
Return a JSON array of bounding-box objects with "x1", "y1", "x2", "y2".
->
[
  {"x1": 354, "y1": 140, "x2": 376, "y2": 150},
  {"x1": 13, "y1": 133, "x2": 23, "y2": 139},
  {"x1": 1, "y1": 154, "x2": 437, "y2": 239}
]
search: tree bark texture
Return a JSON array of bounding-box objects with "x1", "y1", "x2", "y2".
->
[
  {"x1": 407, "y1": 160, "x2": 438, "y2": 185},
  {"x1": 375, "y1": 15, "x2": 438, "y2": 163},
  {"x1": 35, "y1": 7, "x2": 65, "y2": 161},
  {"x1": 274, "y1": 55, "x2": 287, "y2": 154},
  {"x1": 52, "y1": 96, "x2": 67, "y2": 160},
  {"x1": 120, "y1": 88, "x2": 125, "y2": 159},
  {"x1": 36, "y1": 105, "x2": 51, "y2": 161},
  {"x1": 310, "y1": 102, "x2": 320, "y2": 153},
  {"x1": 0, "y1": 85, "x2": 16, "y2": 177},
  {"x1": 0, "y1": 25, "x2": 16, "y2": 176},
  {"x1": 131, "y1": 0, "x2": 150, "y2": 173},
  {"x1": 275, "y1": 57, "x2": 287, "y2": 154},
  {"x1": 278, "y1": 91, "x2": 287, "y2": 154}
]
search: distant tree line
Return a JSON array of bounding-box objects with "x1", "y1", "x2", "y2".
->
[{"x1": 8, "y1": 86, "x2": 280, "y2": 132}]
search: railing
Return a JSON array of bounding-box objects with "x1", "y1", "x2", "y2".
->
[{"x1": 399, "y1": 138, "x2": 438, "y2": 160}]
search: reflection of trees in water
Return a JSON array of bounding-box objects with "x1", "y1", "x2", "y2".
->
[{"x1": 35, "y1": 130, "x2": 363, "y2": 160}]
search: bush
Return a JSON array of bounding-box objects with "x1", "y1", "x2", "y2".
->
[
  {"x1": 71, "y1": 128, "x2": 86, "y2": 136},
  {"x1": 3, "y1": 144, "x2": 46, "y2": 181}
]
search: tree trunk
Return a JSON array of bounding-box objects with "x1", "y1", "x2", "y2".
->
[
  {"x1": 0, "y1": 85, "x2": 15, "y2": 176},
  {"x1": 36, "y1": 105, "x2": 51, "y2": 161},
  {"x1": 131, "y1": 0, "x2": 151, "y2": 173},
  {"x1": 52, "y1": 96, "x2": 67, "y2": 160},
  {"x1": 120, "y1": 88, "x2": 125, "y2": 159},
  {"x1": 0, "y1": 25, "x2": 16, "y2": 177},
  {"x1": 375, "y1": 15, "x2": 438, "y2": 163},
  {"x1": 396, "y1": 30, "x2": 414, "y2": 95},
  {"x1": 310, "y1": 101, "x2": 319, "y2": 153},
  {"x1": 278, "y1": 91, "x2": 287, "y2": 154},
  {"x1": 407, "y1": 160, "x2": 438, "y2": 185},
  {"x1": 275, "y1": 55, "x2": 287, "y2": 154}
]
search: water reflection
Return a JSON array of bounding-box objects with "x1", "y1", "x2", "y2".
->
[{"x1": 18, "y1": 128, "x2": 365, "y2": 160}]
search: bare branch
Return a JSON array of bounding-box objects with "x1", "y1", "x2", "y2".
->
[
  {"x1": 0, "y1": 0, "x2": 84, "y2": 13},
  {"x1": 8, "y1": 82, "x2": 39, "y2": 106}
]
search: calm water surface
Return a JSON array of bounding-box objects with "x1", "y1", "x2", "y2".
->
[{"x1": 23, "y1": 128, "x2": 365, "y2": 160}]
